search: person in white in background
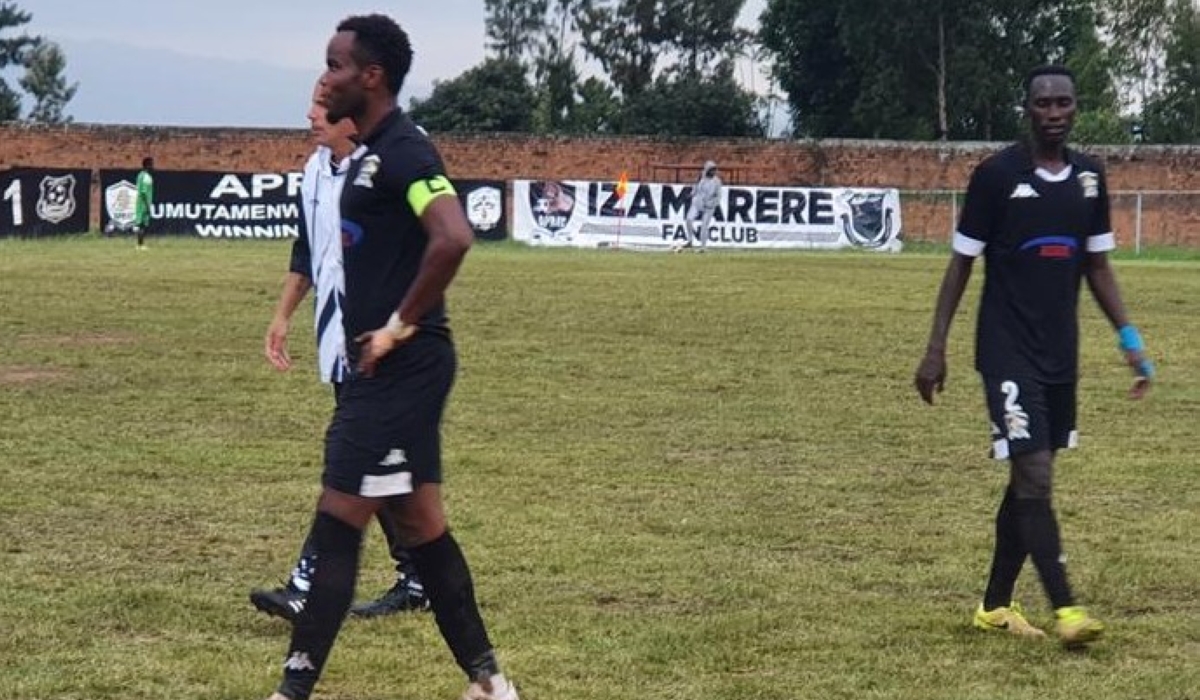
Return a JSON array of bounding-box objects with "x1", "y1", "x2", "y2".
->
[{"x1": 684, "y1": 160, "x2": 722, "y2": 252}]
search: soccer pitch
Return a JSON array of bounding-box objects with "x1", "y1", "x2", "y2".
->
[{"x1": 1, "y1": 238, "x2": 1197, "y2": 700}]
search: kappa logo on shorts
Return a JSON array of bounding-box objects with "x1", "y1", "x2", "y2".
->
[
  {"x1": 379, "y1": 448, "x2": 407, "y2": 467},
  {"x1": 283, "y1": 651, "x2": 316, "y2": 672}
]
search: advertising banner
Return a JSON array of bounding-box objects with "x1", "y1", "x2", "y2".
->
[
  {"x1": 100, "y1": 170, "x2": 507, "y2": 241},
  {"x1": 0, "y1": 168, "x2": 92, "y2": 238},
  {"x1": 512, "y1": 179, "x2": 903, "y2": 251}
]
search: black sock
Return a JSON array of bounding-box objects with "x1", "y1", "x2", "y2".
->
[
  {"x1": 409, "y1": 531, "x2": 498, "y2": 681},
  {"x1": 375, "y1": 508, "x2": 416, "y2": 580},
  {"x1": 278, "y1": 512, "x2": 362, "y2": 700},
  {"x1": 983, "y1": 488, "x2": 1026, "y2": 610},
  {"x1": 1014, "y1": 497, "x2": 1074, "y2": 610},
  {"x1": 136, "y1": 229, "x2": 144, "y2": 246}
]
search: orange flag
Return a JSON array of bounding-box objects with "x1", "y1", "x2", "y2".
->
[{"x1": 615, "y1": 171, "x2": 629, "y2": 200}]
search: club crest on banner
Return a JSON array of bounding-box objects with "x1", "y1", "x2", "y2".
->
[
  {"x1": 529, "y1": 180, "x2": 576, "y2": 237},
  {"x1": 839, "y1": 190, "x2": 899, "y2": 250},
  {"x1": 466, "y1": 186, "x2": 502, "y2": 232},
  {"x1": 104, "y1": 180, "x2": 138, "y2": 231},
  {"x1": 36, "y1": 174, "x2": 77, "y2": 224}
]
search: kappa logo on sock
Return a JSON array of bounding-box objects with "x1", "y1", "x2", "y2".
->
[{"x1": 283, "y1": 651, "x2": 316, "y2": 672}]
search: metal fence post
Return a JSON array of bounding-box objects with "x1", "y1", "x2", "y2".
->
[{"x1": 1135, "y1": 192, "x2": 1143, "y2": 255}]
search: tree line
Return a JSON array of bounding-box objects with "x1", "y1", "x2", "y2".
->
[
  {"x1": 411, "y1": 0, "x2": 1197, "y2": 144},
  {"x1": 3, "y1": 0, "x2": 1195, "y2": 143}
]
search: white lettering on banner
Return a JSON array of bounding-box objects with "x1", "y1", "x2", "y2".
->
[
  {"x1": 195, "y1": 224, "x2": 300, "y2": 238},
  {"x1": 515, "y1": 179, "x2": 903, "y2": 252},
  {"x1": 158, "y1": 202, "x2": 299, "y2": 220},
  {"x1": 208, "y1": 173, "x2": 302, "y2": 199}
]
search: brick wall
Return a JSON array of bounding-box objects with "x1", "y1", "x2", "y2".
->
[{"x1": 3, "y1": 123, "x2": 1198, "y2": 245}]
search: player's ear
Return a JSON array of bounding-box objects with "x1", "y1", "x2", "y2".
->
[{"x1": 362, "y1": 64, "x2": 384, "y2": 91}]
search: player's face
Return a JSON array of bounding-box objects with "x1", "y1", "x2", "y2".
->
[
  {"x1": 307, "y1": 100, "x2": 335, "y2": 147},
  {"x1": 1026, "y1": 75, "x2": 1076, "y2": 148},
  {"x1": 321, "y1": 31, "x2": 368, "y2": 124}
]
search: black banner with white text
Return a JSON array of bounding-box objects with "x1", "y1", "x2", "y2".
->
[
  {"x1": 100, "y1": 169, "x2": 507, "y2": 241},
  {"x1": 0, "y1": 168, "x2": 92, "y2": 237}
]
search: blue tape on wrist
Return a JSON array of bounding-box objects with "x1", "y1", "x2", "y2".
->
[{"x1": 1118, "y1": 325, "x2": 1144, "y2": 353}]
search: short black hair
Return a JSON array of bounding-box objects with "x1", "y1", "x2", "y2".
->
[
  {"x1": 336, "y1": 14, "x2": 414, "y2": 96},
  {"x1": 1024, "y1": 65, "x2": 1075, "y2": 101}
]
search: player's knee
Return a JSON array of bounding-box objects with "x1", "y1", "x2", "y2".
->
[{"x1": 1010, "y1": 452, "x2": 1053, "y2": 499}]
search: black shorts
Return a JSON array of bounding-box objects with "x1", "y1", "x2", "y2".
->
[
  {"x1": 323, "y1": 334, "x2": 456, "y2": 496},
  {"x1": 981, "y1": 375, "x2": 1077, "y2": 460}
]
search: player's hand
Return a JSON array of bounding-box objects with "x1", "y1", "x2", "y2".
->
[
  {"x1": 915, "y1": 350, "x2": 947, "y2": 405},
  {"x1": 1124, "y1": 349, "x2": 1154, "y2": 400},
  {"x1": 265, "y1": 316, "x2": 292, "y2": 371},
  {"x1": 1117, "y1": 325, "x2": 1153, "y2": 401},
  {"x1": 355, "y1": 317, "x2": 417, "y2": 377}
]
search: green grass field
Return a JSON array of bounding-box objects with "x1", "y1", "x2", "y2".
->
[{"x1": 1, "y1": 237, "x2": 1197, "y2": 700}]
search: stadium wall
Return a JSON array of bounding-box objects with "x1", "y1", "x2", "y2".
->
[{"x1": 2, "y1": 123, "x2": 1198, "y2": 245}]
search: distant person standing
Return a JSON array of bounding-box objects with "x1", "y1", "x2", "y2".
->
[
  {"x1": 134, "y1": 157, "x2": 154, "y2": 250},
  {"x1": 682, "y1": 161, "x2": 721, "y2": 252}
]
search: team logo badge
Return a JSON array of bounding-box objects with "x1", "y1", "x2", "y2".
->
[
  {"x1": 466, "y1": 186, "x2": 502, "y2": 233},
  {"x1": 36, "y1": 174, "x2": 76, "y2": 224},
  {"x1": 529, "y1": 180, "x2": 576, "y2": 237},
  {"x1": 1077, "y1": 171, "x2": 1099, "y2": 198},
  {"x1": 104, "y1": 180, "x2": 138, "y2": 232},
  {"x1": 839, "y1": 190, "x2": 897, "y2": 249},
  {"x1": 353, "y1": 154, "x2": 381, "y2": 188}
]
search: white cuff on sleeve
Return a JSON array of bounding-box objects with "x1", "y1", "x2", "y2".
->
[
  {"x1": 1086, "y1": 232, "x2": 1116, "y2": 252},
  {"x1": 952, "y1": 232, "x2": 986, "y2": 257}
]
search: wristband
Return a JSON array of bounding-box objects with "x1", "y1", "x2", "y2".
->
[
  {"x1": 1117, "y1": 325, "x2": 1144, "y2": 353},
  {"x1": 1136, "y1": 358, "x2": 1156, "y2": 380},
  {"x1": 385, "y1": 311, "x2": 417, "y2": 342}
]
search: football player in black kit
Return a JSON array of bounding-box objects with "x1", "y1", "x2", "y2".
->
[
  {"x1": 262, "y1": 14, "x2": 518, "y2": 700},
  {"x1": 915, "y1": 65, "x2": 1154, "y2": 648}
]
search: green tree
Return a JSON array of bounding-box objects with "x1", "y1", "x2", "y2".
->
[
  {"x1": 19, "y1": 40, "x2": 76, "y2": 124},
  {"x1": 759, "y1": 0, "x2": 861, "y2": 137},
  {"x1": 1142, "y1": 0, "x2": 1200, "y2": 142},
  {"x1": 1101, "y1": 0, "x2": 1172, "y2": 112},
  {"x1": 484, "y1": 0, "x2": 548, "y2": 65},
  {"x1": 622, "y1": 64, "x2": 765, "y2": 137},
  {"x1": 0, "y1": 1, "x2": 40, "y2": 121},
  {"x1": 760, "y1": 0, "x2": 1099, "y2": 140},
  {"x1": 409, "y1": 58, "x2": 535, "y2": 132},
  {"x1": 1063, "y1": 4, "x2": 1128, "y2": 144},
  {"x1": 531, "y1": 0, "x2": 583, "y2": 133}
]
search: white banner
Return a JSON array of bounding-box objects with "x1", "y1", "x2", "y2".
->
[{"x1": 513, "y1": 180, "x2": 903, "y2": 251}]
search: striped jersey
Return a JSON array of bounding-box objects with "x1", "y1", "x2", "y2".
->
[{"x1": 291, "y1": 145, "x2": 351, "y2": 383}]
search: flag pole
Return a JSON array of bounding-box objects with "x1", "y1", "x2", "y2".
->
[{"x1": 615, "y1": 171, "x2": 629, "y2": 251}]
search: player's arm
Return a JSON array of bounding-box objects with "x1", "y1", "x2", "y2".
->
[
  {"x1": 915, "y1": 252, "x2": 974, "y2": 404},
  {"x1": 356, "y1": 173, "x2": 472, "y2": 376},
  {"x1": 265, "y1": 218, "x2": 315, "y2": 371},
  {"x1": 914, "y1": 164, "x2": 993, "y2": 405},
  {"x1": 1082, "y1": 165, "x2": 1153, "y2": 398},
  {"x1": 397, "y1": 177, "x2": 473, "y2": 324}
]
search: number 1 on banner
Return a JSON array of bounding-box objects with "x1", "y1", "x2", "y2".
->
[{"x1": 3, "y1": 179, "x2": 21, "y2": 226}]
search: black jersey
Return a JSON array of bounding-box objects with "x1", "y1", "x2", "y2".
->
[
  {"x1": 339, "y1": 109, "x2": 453, "y2": 369},
  {"x1": 953, "y1": 143, "x2": 1115, "y2": 383}
]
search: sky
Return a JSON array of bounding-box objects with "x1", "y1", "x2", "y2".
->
[{"x1": 17, "y1": 0, "x2": 772, "y2": 129}]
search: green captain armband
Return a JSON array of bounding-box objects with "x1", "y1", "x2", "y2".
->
[{"x1": 407, "y1": 175, "x2": 457, "y2": 217}]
